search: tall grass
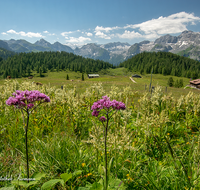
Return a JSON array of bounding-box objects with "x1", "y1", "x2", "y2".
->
[{"x1": 0, "y1": 79, "x2": 200, "y2": 189}]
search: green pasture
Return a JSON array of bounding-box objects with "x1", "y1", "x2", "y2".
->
[{"x1": 0, "y1": 67, "x2": 198, "y2": 100}]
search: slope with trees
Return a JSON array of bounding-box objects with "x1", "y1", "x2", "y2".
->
[
  {"x1": 119, "y1": 51, "x2": 200, "y2": 79},
  {"x1": 0, "y1": 51, "x2": 113, "y2": 79}
]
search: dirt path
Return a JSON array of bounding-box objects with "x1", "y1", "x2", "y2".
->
[{"x1": 129, "y1": 77, "x2": 137, "y2": 83}]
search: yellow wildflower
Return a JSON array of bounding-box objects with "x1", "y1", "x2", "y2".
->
[{"x1": 87, "y1": 173, "x2": 92, "y2": 177}]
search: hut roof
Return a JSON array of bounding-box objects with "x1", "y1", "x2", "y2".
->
[
  {"x1": 190, "y1": 79, "x2": 200, "y2": 85},
  {"x1": 88, "y1": 74, "x2": 99, "y2": 77},
  {"x1": 132, "y1": 74, "x2": 142, "y2": 78}
]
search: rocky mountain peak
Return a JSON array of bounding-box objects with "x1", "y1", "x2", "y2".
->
[
  {"x1": 155, "y1": 34, "x2": 178, "y2": 44},
  {"x1": 34, "y1": 38, "x2": 51, "y2": 47}
]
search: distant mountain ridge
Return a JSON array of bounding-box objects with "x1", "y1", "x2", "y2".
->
[{"x1": 1, "y1": 30, "x2": 200, "y2": 64}]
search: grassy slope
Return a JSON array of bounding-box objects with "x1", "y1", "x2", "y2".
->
[{"x1": 0, "y1": 67, "x2": 198, "y2": 100}]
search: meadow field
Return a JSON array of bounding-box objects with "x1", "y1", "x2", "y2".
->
[{"x1": 0, "y1": 68, "x2": 200, "y2": 189}]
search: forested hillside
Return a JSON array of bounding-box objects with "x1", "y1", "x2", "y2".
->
[
  {"x1": 119, "y1": 51, "x2": 200, "y2": 78},
  {"x1": 0, "y1": 51, "x2": 113, "y2": 79},
  {"x1": 0, "y1": 48, "x2": 16, "y2": 60}
]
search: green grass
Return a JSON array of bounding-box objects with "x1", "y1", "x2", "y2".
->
[
  {"x1": 1, "y1": 70, "x2": 200, "y2": 189},
  {"x1": 0, "y1": 67, "x2": 198, "y2": 99}
]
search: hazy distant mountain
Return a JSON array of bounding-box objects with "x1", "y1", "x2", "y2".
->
[
  {"x1": 155, "y1": 34, "x2": 178, "y2": 44},
  {"x1": 74, "y1": 43, "x2": 110, "y2": 61},
  {"x1": 101, "y1": 42, "x2": 130, "y2": 53},
  {"x1": 0, "y1": 40, "x2": 12, "y2": 51},
  {"x1": 0, "y1": 47, "x2": 15, "y2": 59},
  {"x1": 1, "y1": 30, "x2": 200, "y2": 64},
  {"x1": 5, "y1": 39, "x2": 52, "y2": 52},
  {"x1": 52, "y1": 42, "x2": 74, "y2": 53},
  {"x1": 34, "y1": 39, "x2": 74, "y2": 53},
  {"x1": 34, "y1": 39, "x2": 52, "y2": 48},
  {"x1": 9, "y1": 43, "x2": 29, "y2": 52},
  {"x1": 131, "y1": 31, "x2": 200, "y2": 62}
]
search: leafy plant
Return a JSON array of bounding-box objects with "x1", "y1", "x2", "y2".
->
[
  {"x1": 41, "y1": 170, "x2": 82, "y2": 189},
  {"x1": 5, "y1": 90, "x2": 50, "y2": 182}
]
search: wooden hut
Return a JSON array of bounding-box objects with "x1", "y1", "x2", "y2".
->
[
  {"x1": 88, "y1": 74, "x2": 99, "y2": 78},
  {"x1": 190, "y1": 79, "x2": 200, "y2": 88}
]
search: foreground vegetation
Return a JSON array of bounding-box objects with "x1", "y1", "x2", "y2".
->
[{"x1": 0, "y1": 77, "x2": 200, "y2": 189}]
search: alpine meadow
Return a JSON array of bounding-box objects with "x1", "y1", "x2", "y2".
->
[{"x1": 1, "y1": 48, "x2": 200, "y2": 189}]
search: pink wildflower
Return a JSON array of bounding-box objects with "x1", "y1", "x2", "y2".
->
[{"x1": 6, "y1": 90, "x2": 50, "y2": 110}]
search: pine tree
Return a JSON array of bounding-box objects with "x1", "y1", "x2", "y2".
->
[
  {"x1": 167, "y1": 77, "x2": 174, "y2": 87},
  {"x1": 66, "y1": 74, "x2": 69, "y2": 80},
  {"x1": 140, "y1": 68, "x2": 144, "y2": 75},
  {"x1": 174, "y1": 79, "x2": 180, "y2": 88},
  {"x1": 179, "y1": 79, "x2": 183, "y2": 88},
  {"x1": 39, "y1": 67, "x2": 42, "y2": 77},
  {"x1": 82, "y1": 73, "x2": 84, "y2": 81}
]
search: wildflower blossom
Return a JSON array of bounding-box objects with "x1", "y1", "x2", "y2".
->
[
  {"x1": 6, "y1": 90, "x2": 50, "y2": 183},
  {"x1": 6, "y1": 90, "x2": 50, "y2": 110},
  {"x1": 99, "y1": 116, "x2": 106, "y2": 122},
  {"x1": 91, "y1": 96, "x2": 126, "y2": 116},
  {"x1": 91, "y1": 96, "x2": 125, "y2": 190}
]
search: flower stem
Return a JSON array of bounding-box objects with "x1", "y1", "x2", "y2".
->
[
  {"x1": 104, "y1": 113, "x2": 109, "y2": 190},
  {"x1": 25, "y1": 111, "x2": 30, "y2": 183}
]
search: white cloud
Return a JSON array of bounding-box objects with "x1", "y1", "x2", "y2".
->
[
  {"x1": 117, "y1": 30, "x2": 142, "y2": 39},
  {"x1": 126, "y1": 12, "x2": 200, "y2": 35},
  {"x1": 6, "y1": 29, "x2": 43, "y2": 38},
  {"x1": 92, "y1": 12, "x2": 200, "y2": 41},
  {"x1": 95, "y1": 26, "x2": 120, "y2": 33},
  {"x1": 61, "y1": 31, "x2": 73, "y2": 36},
  {"x1": 7, "y1": 29, "x2": 18, "y2": 34},
  {"x1": 1, "y1": 32, "x2": 8, "y2": 35},
  {"x1": 95, "y1": 31, "x2": 111, "y2": 39},
  {"x1": 61, "y1": 30, "x2": 81, "y2": 37},
  {"x1": 43, "y1": 31, "x2": 56, "y2": 36},
  {"x1": 66, "y1": 36, "x2": 91, "y2": 43},
  {"x1": 86, "y1": 32, "x2": 93, "y2": 37}
]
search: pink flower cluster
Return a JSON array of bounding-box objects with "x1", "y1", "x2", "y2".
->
[
  {"x1": 6, "y1": 90, "x2": 50, "y2": 110},
  {"x1": 91, "y1": 96, "x2": 126, "y2": 119}
]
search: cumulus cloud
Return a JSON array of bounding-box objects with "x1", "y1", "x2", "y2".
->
[
  {"x1": 61, "y1": 31, "x2": 73, "y2": 36},
  {"x1": 43, "y1": 31, "x2": 49, "y2": 33},
  {"x1": 95, "y1": 26, "x2": 120, "y2": 33},
  {"x1": 92, "y1": 12, "x2": 200, "y2": 41},
  {"x1": 66, "y1": 36, "x2": 91, "y2": 43},
  {"x1": 1, "y1": 32, "x2": 8, "y2": 35},
  {"x1": 117, "y1": 30, "x2": 142, "y2": 39},
  {"x1": 95, "y1": 31, "x2": 111, "y2": 39},
  {"x1": 6, "y1": 29, "x2": 43, "y2": 38},
  {"x1": 86, "y1": 32, "x2": 93, "y2": 37},
  {"x1": 61, "y1": 30, "x2": 81, "y2": 37},
  {"x1": 126, "y1": 12, "x2": 200, "y2": 35}
]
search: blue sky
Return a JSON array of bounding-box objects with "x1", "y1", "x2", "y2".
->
[{"x1": 1, "y1": 0, "x2": 200, "y2": 47}]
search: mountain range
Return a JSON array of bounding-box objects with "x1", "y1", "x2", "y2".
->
[{"x1": 0, "y1": 30, "x2": 200, "y2": 65}]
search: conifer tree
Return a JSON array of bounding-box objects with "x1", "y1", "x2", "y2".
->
[
  {"x1": 175, "y1": 79, "x2": 180, "y2": 88},
  {"x1": 167, "y1": 77, "x2": 174, "y2": 87},
  {"x1": 82, "y1": 73, "x2": 84, "y2": 81},
  {"x1": 179, "y1": 79, "x2": 183, "y2": 88},
  {"x1": 39, "y1": 67, "x2": 42, "y2": 77}
]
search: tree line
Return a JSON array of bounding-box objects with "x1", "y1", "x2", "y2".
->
[
  {"x1": 1, "y1": 50, "x2": 200, "y2": 79},
  {"x1": 119, "y1": 51, "x2": 200, "y2": 79},
  {"x1": 0, "y1": 51, "x2": 114, "y2": 78}
]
